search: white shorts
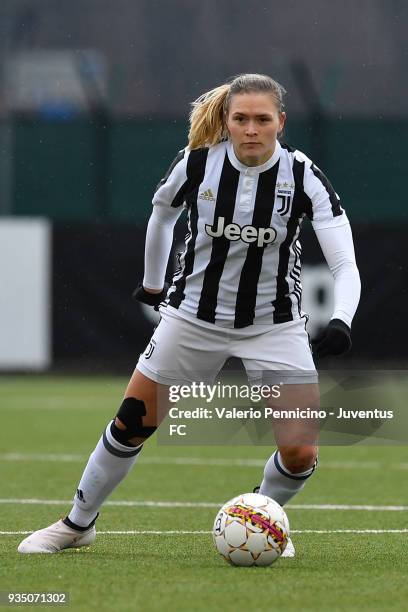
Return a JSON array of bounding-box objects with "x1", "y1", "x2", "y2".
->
[{"x1": 137, "y1": 308, "x2": 317, "y2": 386}]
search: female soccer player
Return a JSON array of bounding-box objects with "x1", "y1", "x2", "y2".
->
[{"x1": 18, "y1": 73, "x2": 360, "y2": 556}]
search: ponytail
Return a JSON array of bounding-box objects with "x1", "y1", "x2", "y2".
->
[{"x1": 188, "y1": 83, "x2": 230, "y2": 149}]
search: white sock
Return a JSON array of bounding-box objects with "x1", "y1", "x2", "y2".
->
[
  {"x1": 259, "y1": 450, "x2": 317, "y2": 506},
  {"x1": 67, "y1": 421, "x2": 142, "y2": 528}
]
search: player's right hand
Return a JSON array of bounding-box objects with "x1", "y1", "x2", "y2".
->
[{"x1": 132, "y1": 282, "x2": 169, "y2": 310}]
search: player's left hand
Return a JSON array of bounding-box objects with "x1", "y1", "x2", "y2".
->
[
  {"x1": 132, "y1": 282, "x2": 169, "y2": 311},
  {"x1": 312, "y1": 318, "x2": 352, "y2": 358}
]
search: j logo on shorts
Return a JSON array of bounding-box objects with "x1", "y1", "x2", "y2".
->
[{"x1": 144, "y1": 339, "x2": 156, "y2": 359}]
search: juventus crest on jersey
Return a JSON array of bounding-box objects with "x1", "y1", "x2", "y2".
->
[{"x1": 152, "y1": 140, "x2": 346, "y2": 329}]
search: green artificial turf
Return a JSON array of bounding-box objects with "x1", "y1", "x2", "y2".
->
[{"x1": 1, "y1": 376, "x2": 408, "y2": 611}]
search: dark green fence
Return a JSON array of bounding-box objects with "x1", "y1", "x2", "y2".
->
[{"x1": 10, "y1": 117, "x2": 408, "y2": 224}]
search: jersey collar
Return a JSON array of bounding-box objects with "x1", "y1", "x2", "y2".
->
[{"x1": 227, "y1": 139, "x2": 281, "y2": 173}]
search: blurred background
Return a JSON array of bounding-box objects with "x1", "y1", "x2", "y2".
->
[{"x1": 0, "y1": 0, "x2": 406, "y2": 373}]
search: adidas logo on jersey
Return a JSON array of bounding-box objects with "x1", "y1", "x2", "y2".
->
[
  {"x1": 205, "y1": 216, "x2": 277, "y2": 247},
  {"x1": 199, "y1": 188, "x2": 215, "y2": 201}
]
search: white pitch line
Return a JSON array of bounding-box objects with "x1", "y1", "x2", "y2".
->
[
  {"x1": 0, "y1": 453, "x2": 400, "y2": 470},
  {"x1": 0, "y1": 499, "x2": 219, "y2": 508},
  {"x1": 0, "y1": 499, "x2": 407, "y2": 511},
  {"x1": 0, "y1": 453, "x2": 86, "y2": 463},
  {"x1": 289, "y1": 504, "x2": 408, "y2": 511},
  {"x1": 291, "y1": 529, "x2": 408, "y2": 534},
  {"x1": 2, "y1": 529, "x2": 408, "y2": 536}
]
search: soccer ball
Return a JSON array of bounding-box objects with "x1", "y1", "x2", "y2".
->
[{"x1": 213, "y1": 492, "x2": 290, "y2": 567}]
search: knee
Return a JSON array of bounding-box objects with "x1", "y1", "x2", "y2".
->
[
  {"x1": 278, "y1": 445, "x2": 318, "y2": 474},
  {"x1": 112, "y1": 397, "x2": 157, "y2": 446}
]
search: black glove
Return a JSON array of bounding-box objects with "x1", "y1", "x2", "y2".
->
[
  {"x1": 132, "y1": 282, "x2": 169, "y2": 311},
  {"x1": 312, "y1": 318, "x2": 352, "y2": 358}
]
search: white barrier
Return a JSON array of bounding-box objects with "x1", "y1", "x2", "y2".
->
[{"x1": 0, "y1": 218, "x2": 51, "y2": 370}]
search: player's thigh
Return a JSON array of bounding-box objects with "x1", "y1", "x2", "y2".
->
[
  {"x1": 268, "y1": 382, "x2": 320, "y2": 447},
  {"x1": 237, "y1": 319, "x2": 319, "y2": 445}
]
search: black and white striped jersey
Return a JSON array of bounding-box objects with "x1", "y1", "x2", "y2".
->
[{"x1": 152, "y1": 139, "x2": 347, "y2": 329}]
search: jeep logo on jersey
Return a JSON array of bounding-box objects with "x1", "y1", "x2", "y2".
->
[{"x1": 205, "y1": 216, "x2": 277, "y2": 247}]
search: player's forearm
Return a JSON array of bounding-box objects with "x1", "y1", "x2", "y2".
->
[
  {"x1": 330, "y1": 262, "x2": 361, "y2": 327},
  {"x1": 142, "y1": 206, "x2": 180, "y2": 290},
  {"x1": 314, "y1": 223, "x2": 361, "y2": 328}
]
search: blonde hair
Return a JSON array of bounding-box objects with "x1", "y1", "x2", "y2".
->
[{"x1": 188, "y1": 73, "x2": 286, "y2": 150}]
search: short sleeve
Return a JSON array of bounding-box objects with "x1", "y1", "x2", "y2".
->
[
  {"x1": 297, "y1": 152, "x2": 347, "y2": 230},
  {"x1": 152, "y1": 148, "x2": 190, "y2": 209}
]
